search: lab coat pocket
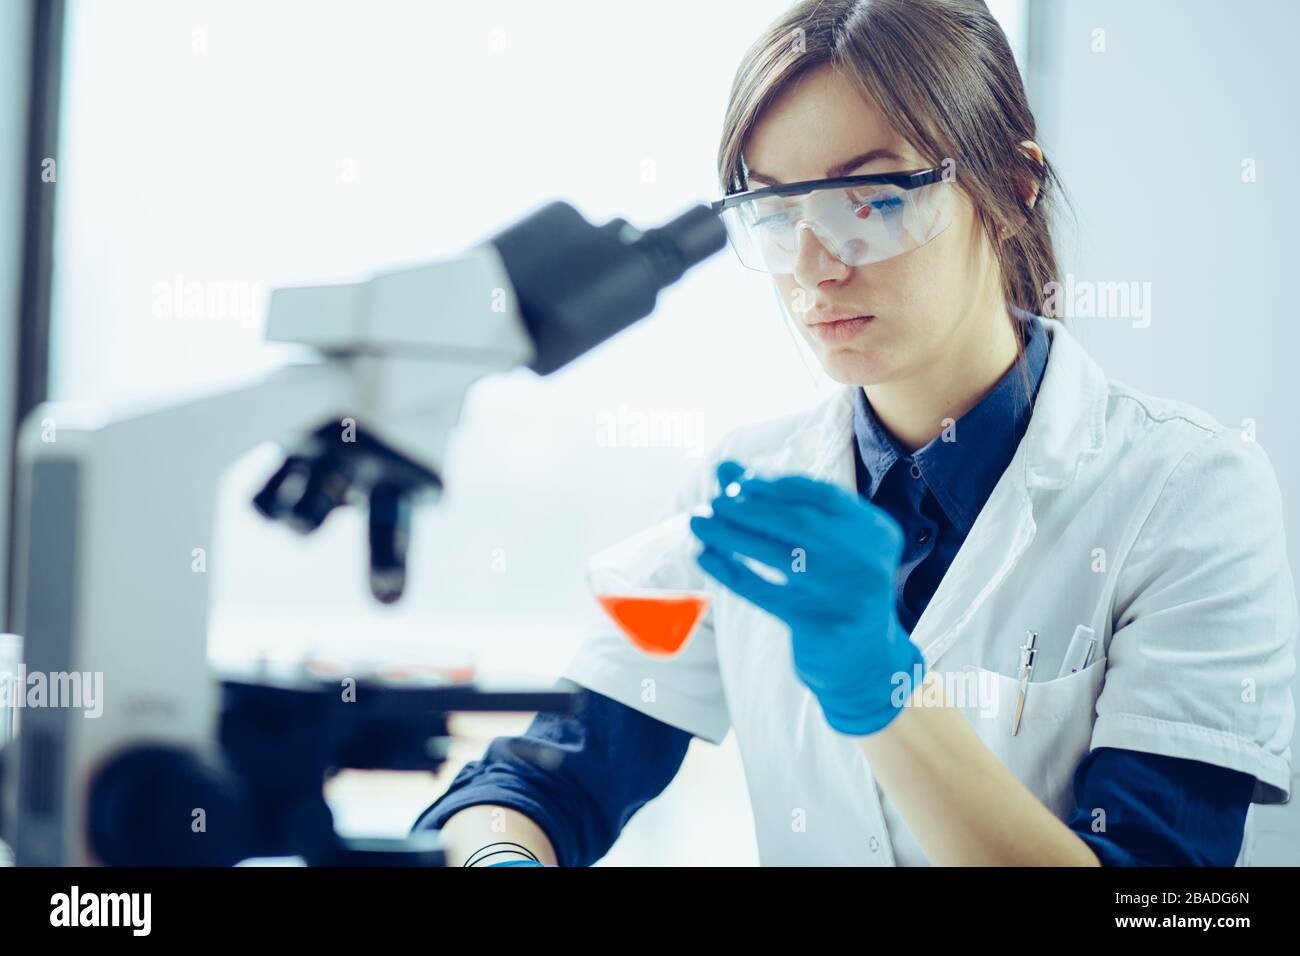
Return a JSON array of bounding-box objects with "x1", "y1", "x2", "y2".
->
[{"x1": 952, "y1": 657, "x2": 1107, "y2": 819}]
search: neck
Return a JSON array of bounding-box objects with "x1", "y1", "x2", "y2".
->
[{"x1": 864, "y1": 299, "x2": 1021, "y2": 453}]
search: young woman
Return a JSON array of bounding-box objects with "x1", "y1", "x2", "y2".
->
[{"x1": 414, "y1": 0, "x2": 1296, "y2": 867}]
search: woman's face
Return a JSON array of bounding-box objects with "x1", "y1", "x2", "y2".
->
[{"x1": 742, "y1": 63, "x2": 1001, "y2": 387}]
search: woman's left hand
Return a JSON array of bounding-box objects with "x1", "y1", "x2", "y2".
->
[{"x1": 689, "y1": 459, "x2": 925, "y2": 735}]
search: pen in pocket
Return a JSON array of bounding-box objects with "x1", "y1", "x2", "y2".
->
[
  {"x1": 1055, "y1": 625, "x2": 1097, "y2": 679},
  {"x1": 1010, "y1": 629, "x2": 1037, "y2": 737}
]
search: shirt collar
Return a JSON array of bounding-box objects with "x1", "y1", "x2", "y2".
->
[{"x1": 852, "y1": 311, "x2": 1050, "y2": 534}]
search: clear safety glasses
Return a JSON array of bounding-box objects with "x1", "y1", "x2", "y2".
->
[{"x1": 711, "y1": 167, "x2": 953, "y2": 275}]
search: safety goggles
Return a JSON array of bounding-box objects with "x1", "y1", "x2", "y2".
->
[{"x1": 710, "y1": 167, "x2": 953, "y2": 275}]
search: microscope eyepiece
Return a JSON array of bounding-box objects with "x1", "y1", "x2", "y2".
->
[
  {"x1": 632, "y1": 204, "x2": 732, "y2": 288},
  {"x1": 491, "y1": 201, "x2": 726, "y2": 375}
]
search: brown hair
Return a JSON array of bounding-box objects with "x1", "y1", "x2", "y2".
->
[{"x1": 716, "y1": 0, "x2": 1069, "y2": 395}]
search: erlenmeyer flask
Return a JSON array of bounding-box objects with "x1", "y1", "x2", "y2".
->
[{"x1": 586, "y1": 509, "x2": 712, "y2": 658}]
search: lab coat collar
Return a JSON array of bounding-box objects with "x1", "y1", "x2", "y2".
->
[
  {"x1": 803, "y1": 316, "x2": 1108, "y2": 495},
  {"x1": 1019, "y1": 317, "x2": 1109, "y2": 489},
  {"x1": 850, "y1": 313, "x2": 1050, "y2": 534},
  {"x1": 792, "y1": 317, "x2": 1110, "y2": 665}
]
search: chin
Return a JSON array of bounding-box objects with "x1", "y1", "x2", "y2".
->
[{"x1": 816, "y1": 346, "x2": 893, "y2": 387}]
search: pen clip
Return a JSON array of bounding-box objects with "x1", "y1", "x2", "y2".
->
[{"x1": 1018, "y1": 629, "x2": 1038, "y2": 678}]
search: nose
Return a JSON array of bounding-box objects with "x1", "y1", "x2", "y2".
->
[{"x1": 791, "y1": 222, "x2": 851, "y2": 290}]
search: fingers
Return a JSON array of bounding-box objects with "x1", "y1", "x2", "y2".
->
[
  {"x1": 701, "y1": 465, "x2": 904, "y2": 572},
  {"x1": 695, "y1": 544, "x2": 788, "y2": 614},
  {"x1": 714, "y1": 462, "x2": 850, "y2": 517},
  {"x1": 692, "y1": 507, "x2": 845, "y2": 609},
  {"x1": 689, "y1": 512, "x2": 795, "y2": 574},
  {"x1": 715, "y1": 459, "x2": 747, "y2": 492},
  {"x1": 714, "y1": 462, "x2": 849, "y2": 517},
  {"x1": 735, "y1": 475, "x2": 904, "y2": 556},
  {"x1": 734, "y1": 473, "x2": 855, "y2": 514},
  {"x1": 708, "y1": 493, "x2": 828, "y2": 553}
]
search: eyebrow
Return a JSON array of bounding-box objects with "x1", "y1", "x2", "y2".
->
[{"x1": 745, "y1": 148, "x2": 906, "y2": 186}]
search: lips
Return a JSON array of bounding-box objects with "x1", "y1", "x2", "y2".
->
[
  {"x1": 807, "y1": 311, "x2": 873, "y2": 325},
  {"x1": 806, "y1": 315, "x2": 873, "y2": 343}
]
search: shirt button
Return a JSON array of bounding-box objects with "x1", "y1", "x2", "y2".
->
[
  {"x1": 915, "y1": 527, "x2": 932, "y2": 544},
  {"x1": 869, "y1": 836, "x2": 881, "y2": 852},
  {"x1": 909, "y1": 463, "x2": 922, "y2": 479}
]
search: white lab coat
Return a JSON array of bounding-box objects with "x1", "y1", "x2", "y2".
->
[{"x1": 563, "y1": 316, "x2": 1296, "y2": 866}]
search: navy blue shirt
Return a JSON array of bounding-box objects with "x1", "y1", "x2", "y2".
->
[
  {"x1": 851, "y1": 318, "x2": 1042, "y2": 635},
  {"x1": 413, "y1": 313, "x2": 1255, "y2": 866}
]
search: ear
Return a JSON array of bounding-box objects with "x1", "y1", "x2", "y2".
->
[
  {"x1": 998, "y1": 140, "x2": 1045, "y2": 239},
  {"x1": 1016, "y1": 140, "x2": 1045, "y2": 210}
]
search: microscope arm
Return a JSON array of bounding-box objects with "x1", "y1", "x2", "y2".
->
[{"x1": 1, "y1": 200, "x2": 724, "y2": 865}]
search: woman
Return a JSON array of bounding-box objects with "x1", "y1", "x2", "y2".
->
[{"x1": 413, "y1": 0, "x2": 1296, "y2": 866}]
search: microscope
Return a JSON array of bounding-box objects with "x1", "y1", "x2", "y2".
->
[{"x1": 0, "y1": 200, "x2": 726, "y2": 865}]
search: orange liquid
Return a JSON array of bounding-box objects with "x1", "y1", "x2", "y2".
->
[{"x1": 596, "y1": 592, "x2": 711, "y2": 656}]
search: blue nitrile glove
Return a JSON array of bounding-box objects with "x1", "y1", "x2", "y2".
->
[
  {"x1": 689, "y1": 460, "x2": 924, "y2": 735},
  {"x1": 488, "y1": 859, "x2": 545, "y2": 867}
]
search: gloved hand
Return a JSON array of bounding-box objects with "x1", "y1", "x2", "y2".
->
[{"x1": 688, "y1": 460, "x2": 924, "y2": 735}]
